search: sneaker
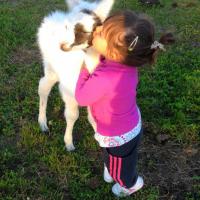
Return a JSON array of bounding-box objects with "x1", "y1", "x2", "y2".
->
[
  {"x1": 104, "y1": 165, "x2": 113, "y2": 183},
  {"x1": 112, "y1": 176, "x2": 144, "y2": 197}
]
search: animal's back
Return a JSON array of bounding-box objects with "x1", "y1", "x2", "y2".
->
[
  {"x1": 37, "y1": 0, "x2": 114, "y2": 96},
  {"x1": 38, "y1": 10, "x2": 86, "y2": 95},
  {"x1": 37, "y1": 0, "x2": 115, "y2": 151}
]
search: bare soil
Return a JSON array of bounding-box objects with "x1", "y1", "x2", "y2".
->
[{"x1": 84, "y1": 126, "x2": 200, "y2": 200}]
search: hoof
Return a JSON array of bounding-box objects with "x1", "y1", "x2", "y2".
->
[
  {"x1": 42, "y1": 129, "x2": 50, "y2": 135},
  {"x1": 66, "y1": 144, "x2": 75, "y2": 152},
  {"x1": 39, "y1": 123, "x2": 50, "y2": 135}
]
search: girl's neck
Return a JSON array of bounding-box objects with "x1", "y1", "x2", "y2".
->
[
  {"x1": 104, "y1": 53, "x2": 121, "y2": 63},
  {"x1": 100, "y1": 55, "x2": 122, "y2": 66}
]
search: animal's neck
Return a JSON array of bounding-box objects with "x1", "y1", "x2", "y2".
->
[{"x1": 84, "y1": 47, "x2": 100, "y2": 73}]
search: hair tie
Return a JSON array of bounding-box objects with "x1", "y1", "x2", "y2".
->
[
  {"x1": 128, "y1": 36, "x2": 139, "y2": 51},
  {"x1": 151, "y1": 41, "x2": 166, "y2": 51}
]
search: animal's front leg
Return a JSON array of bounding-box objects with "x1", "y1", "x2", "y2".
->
[
  {"x1": 64, "y1": 101, "x2": 79, "y2": 151},
  {"x1": 60, "y1": 86, "x2": 79, "y2": 151}
]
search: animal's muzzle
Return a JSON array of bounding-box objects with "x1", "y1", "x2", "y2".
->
[{"x1": 60, "y1": 9, "x2": 102, "y2": 52}]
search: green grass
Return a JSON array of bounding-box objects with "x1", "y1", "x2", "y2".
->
[{"x1": 0, "y1": 0, "x2": 199, "y2": 199}]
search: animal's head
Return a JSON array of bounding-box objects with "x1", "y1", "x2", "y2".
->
[{"x1": 61, "y1": 0, "x2": 114, "y2": 51}]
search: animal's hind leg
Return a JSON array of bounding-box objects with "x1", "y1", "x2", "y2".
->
[
  {"x1": 87, "y1": 107, "x2": 96, "y2": 132},
  {"x1": 64, "y1": 101, "x2": 79, "y2": 151},
  {"x1": 38, "y1": 64, "x2": 58, "y2": 132},
  {"x1": 59, "y1": 85, "x2": 79, "y2": 151}
]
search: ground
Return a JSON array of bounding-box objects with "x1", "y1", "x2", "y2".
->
[{"x1": 0, "y1": 0, "x2": 199, "y2": 199}]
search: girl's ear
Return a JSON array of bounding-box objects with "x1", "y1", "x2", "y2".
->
[
  {"x1": 106, "y1": 48, "x2": 121, "y2": 62},
  {"x1": 65, "y1": 0, "x2": 80, "y2": 10}
]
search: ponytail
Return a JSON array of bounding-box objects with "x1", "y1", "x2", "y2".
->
[
  {"x1": 150, "y1": 32, "x2": 175, "y2": 64},
  {"x1": 159, "y1": 32, "x2": 175, "y2": 45}
]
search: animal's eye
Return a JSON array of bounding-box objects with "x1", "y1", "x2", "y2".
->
[{"x1": 83, "y1": 31, "x2": 91, "y2": 34}]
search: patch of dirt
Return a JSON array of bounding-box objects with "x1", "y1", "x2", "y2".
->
[
  {"x1": 171, "y1": 1, "x2": 197, "y2": 8},
  {"x1": 9, "y1": 46, "x2": 41, "y2": 65},
  {"x1": 138, "y1": 0, "x2": 161, "y2": 6},
  {"x1": 0, "y1": 0, "x2": 18, "y2": 5},
  {"x1": 139, "y1": 127, "x2": 200, "y2": 200},
  {"x1": 0, "y1": 133, "x2": 20, "y2": 150},
  {"x1": 86, "y1": 176, "x2": 101, "y2": 189},
  {"x1": 191, "y1": 42, "x2": 200, "y2": 48},
  {"x1": 86, "y1": 127, "x2": 200, "y2": 199}
]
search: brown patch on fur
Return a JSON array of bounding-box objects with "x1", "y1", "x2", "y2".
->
[
  {"x1": 81, "y1": 9, "x2": 102, "y2": 31},
  {"x1": 73, "y1": 10, "x2": 102, "y2": 47},
  {"x1": 60, "y1": 43, "x2": 72, "y2": 52},
  {"x1": 61, "y1": 9, "x2": 102, "y2": 51},
  {"x1": 73, "y1": 23, "x2": 90, "y2": 46}
]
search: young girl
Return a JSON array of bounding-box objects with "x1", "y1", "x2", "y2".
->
[{"x1": 75, "y1": 10, "x2": 174, "y2": 197}]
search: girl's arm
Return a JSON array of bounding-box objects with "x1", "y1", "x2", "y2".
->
[{"x1": 75, "y1": 65, "x2": 109, "y2": 106}]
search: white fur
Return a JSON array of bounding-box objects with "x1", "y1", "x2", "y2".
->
[{"x1": 37, "y1": 0, "x2": 114, "y2": 151}]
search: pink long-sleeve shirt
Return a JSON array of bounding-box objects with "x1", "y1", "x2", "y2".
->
[{"x1": 75, "y1": 56, "x2": 140, "y2": 137}]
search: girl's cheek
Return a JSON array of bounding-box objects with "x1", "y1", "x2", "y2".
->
[
  {"x1": 92, "y1": 37, "x2": 97, "y2": 46},
  {"x1": 93, "y1": 29, "x2": 98, "y2": 36}
]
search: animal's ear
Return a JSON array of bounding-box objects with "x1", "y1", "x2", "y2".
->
[
  {"x1": 65, "y1": 0, "x2": 80, "y2": 10},
  {"x1": 94, "y1": 0, "x2": 115, "y2": 21}
]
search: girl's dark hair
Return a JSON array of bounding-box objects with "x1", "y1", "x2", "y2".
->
[{"x1": 103, "y1": 10, "x2": 175, "y2": 66}]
